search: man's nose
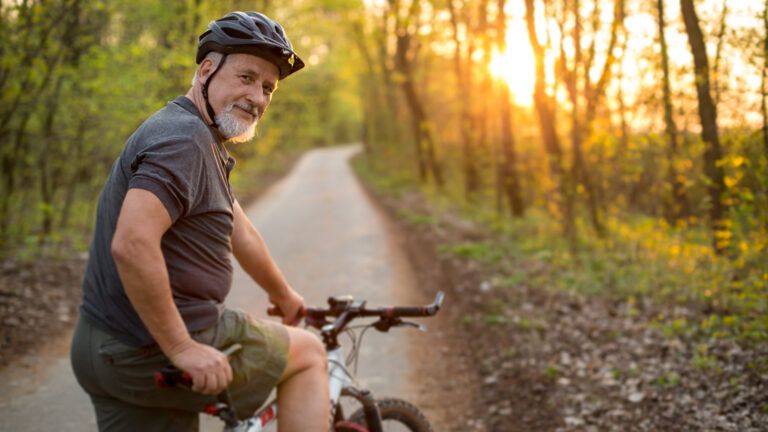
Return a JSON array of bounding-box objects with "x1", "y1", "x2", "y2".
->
[{"x1": 245, "y1": 88, "x2": 266, "y2": 113}]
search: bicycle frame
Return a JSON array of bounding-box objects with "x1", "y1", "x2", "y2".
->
[{"x1": 224, "y1": 347, "x2": 361, "y2": 432}]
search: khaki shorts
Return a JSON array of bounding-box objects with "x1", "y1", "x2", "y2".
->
[{"x1": 71, "y1": 309, "x2": 289, "y2": 432}]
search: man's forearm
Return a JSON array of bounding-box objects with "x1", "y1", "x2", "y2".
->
[{"x1": 233, "y1": 228, "x2": 290, "y2": 298}]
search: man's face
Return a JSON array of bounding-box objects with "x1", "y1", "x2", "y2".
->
[{"x1": 201, "y1": 53, "x2": 279, "y2": 142}]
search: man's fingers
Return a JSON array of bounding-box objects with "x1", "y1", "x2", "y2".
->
[
  {"x1": 191, "y1": 372, "x2": 206, "y2": 393},
  {"x1": 169, "y1": 342, "x2": 235, "y2": 395}
]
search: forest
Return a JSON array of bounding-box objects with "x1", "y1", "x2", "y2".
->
[{"x1": 1, "y1": 0, "x2": 766, "y2": 420}]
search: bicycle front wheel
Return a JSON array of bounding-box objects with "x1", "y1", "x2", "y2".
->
[{"x1": 347, "y1": 398, "x2": 433, "y2": 432}]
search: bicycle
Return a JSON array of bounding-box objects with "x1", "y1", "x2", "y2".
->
[{"x1": 156, "y1": 291, "x2": 445, "y2": 431}]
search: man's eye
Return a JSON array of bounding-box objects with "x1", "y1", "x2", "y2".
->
[
  {"x1": 240, "y1": 75, "x2": 254, "y2": 84},
  {"x1": 263, "y1": 86, "x2": 274, "y2": 95}
]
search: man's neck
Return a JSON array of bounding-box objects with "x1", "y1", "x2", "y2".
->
[
  {"x1": 184, "y1": 88, "x2": 227, "y2": 142},
  {"x1": 185, "y1": 87, "x2": 214, "y2": 126}
]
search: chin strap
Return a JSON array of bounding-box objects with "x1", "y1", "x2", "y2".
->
[{"x1": 201, "y1": 53, "x2": 229, "y2": 128}]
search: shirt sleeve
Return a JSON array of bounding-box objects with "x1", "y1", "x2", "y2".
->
[{"x1": 127, "y1": 138, "x2": 205, "y2": 223}]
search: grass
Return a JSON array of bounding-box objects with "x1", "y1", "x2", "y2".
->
[
  {"x1": 544, "y1": 365, "x2": 560, "y2": 380},
  {"x1": 437, "y1": 241, "x2": 502, "y2": 264},
  {"x1": 654, "y1": 371, "x2": 681, "y2": 388},
  {"x1": 398, "y1": 209, "x2": 437, "y2": 226}
]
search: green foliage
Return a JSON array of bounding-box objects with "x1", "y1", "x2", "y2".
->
[
  {"x1": 482, "y1": 314, "x2": 508, "y2": 326},
  {"x1": 397, "y1": 210, "x2": 437, "y2": 226},
  {"x1": 0, "y1": 0, "x2": 365, "y2": 257},
  {"x1": 654, "y1": 371, "x2": 681, "y2": 388},
  {"x1": 544, "y1": 365, "x2": 560, "y2": 380},
  {"x1": 364, "y1": 152, "x2": 768, "y2": 348},
  {"x1": 692, "y1": 353, "x2": 720, "y2": 372},
  {"x1": 437, "y1": 241, "x2": 501, "y2": 264}
]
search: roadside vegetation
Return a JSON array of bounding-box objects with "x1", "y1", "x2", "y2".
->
[
  {"x1": 356, "y1": 158, "x2": 768, "y2": 430},
  {"x1": 349, "y1": 0, "x2": 767, "y2": 356}
]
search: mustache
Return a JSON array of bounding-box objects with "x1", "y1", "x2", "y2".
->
[{"x1": 229, "y1": 102, "x2": 259, "y2": 120}]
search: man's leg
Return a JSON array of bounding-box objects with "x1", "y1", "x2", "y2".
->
[
  {"x1": 71, "y1": 317, "x2": 205, "y2": 432},
  {"x1": 89, "y1": 394, "x2": 198, "y2": 432},
  {"x1": 276, "y1": 326, "x2": 329, "y2": 431}
]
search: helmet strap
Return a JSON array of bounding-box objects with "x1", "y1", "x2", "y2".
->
[{"x1": 201, "y1": 53, "x2": 228, "y2": 128}]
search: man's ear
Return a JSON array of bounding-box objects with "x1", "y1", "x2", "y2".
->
[{"x1": 198, "y1": 58, "x2": 215, "y2": 85}]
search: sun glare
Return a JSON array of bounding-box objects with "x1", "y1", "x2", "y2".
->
[{"x1": 489, "y1": 21, "x2": 536, "y2": 106}]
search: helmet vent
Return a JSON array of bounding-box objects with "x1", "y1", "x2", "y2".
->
[{"x1": 222, "y1": 27, "x2": 252, "y2": 40}]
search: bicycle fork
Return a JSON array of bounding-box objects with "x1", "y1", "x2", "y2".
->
[{"x1": 328, "y1": 348, "x2": 382, "y2": 432}]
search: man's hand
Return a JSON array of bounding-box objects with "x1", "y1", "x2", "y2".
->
[
  {"x1": 167, "y1": 339, "x2": 233, "y2": 395},
  {"x1": 270, "y1": 287, "x2": 305, "y2": 326}
]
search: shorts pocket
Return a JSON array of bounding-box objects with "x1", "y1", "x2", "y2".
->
[{"x1": 97, "y1": 338, "x2": 163, "y2": 367}]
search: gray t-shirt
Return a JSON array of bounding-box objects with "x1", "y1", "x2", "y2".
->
[{"x1": 80, "y1": 96, "x2": 237, "y2": 346}]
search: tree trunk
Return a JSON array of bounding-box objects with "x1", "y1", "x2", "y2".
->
[
  {"x1": 712, "y1": 1, "x2": 728, "y2": 107},
  {"x1": 475, "y1": 0, "x2": 492, "y2": 194},
  {"x1": 525, "y1": 0, "x2": 576, "y2": 249},
  {"x1": 0, "y1": 115, "x2": 31, "y2": 245},
  {"x1": 350, "y1": 19, "x2": 382, "y2": 154},
  {"x1": 447, "y1": 0, "x2": 480, "y2": 200},
  {"x1": 496, "y1": 0, "x2": 524, "y2": 216},
  {"x1": 680, "y1": 0, "x2": 727, "y2": 254},
  {"x1": 38, "y1": 75, "x2": 66, "y2": 245},
  {"x1": 558, "y1": 0, "x2": 624, "y2": 237},
  {"x1": 657, "y1": 0, "x2": 687, "y2": 222},
  {"x1": 391, "y1": 0, "x2": 443, "y2": 187},
  {"x1": 763, "y1": 0, "x2": 768, "y2": 157},
  {"x1": 58, "y1": 119, "x2": 87, "y2": 234},
  {"x1": 614, "y1": 32, "x2": 629, "y2": 206}
]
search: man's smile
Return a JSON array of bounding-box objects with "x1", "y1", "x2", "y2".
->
[{"x1": 235, "y1": 105, "x2": 256, "y2": 121}]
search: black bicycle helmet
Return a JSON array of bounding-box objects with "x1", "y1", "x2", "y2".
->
[{"x1": 197, "y1": 11, "x2": 304, "y2": 79}]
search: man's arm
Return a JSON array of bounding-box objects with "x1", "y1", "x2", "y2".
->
[
  {"x1": 111, "y1": 188, "x2": 232, "y2": 395},
  {"x1": 231, "y1": 199, "x2": 304, "y2": 324}
]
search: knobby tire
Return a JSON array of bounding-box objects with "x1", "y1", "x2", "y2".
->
[{"x1": 345, "y1": 398, "x2": 433, "y2": 432}]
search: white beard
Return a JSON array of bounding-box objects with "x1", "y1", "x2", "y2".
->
[{"x1": 215, "y1": 103, "x2": 258, "y2": 143}]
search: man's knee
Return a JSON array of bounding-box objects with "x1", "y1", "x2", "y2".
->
[{"x1": 285, "y1": 327, "x2": 326, "y2": 373}]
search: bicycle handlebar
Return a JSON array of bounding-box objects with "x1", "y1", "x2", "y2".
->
[{"x1": 267, "y1": 291, "x2": 444, "y2": 322}]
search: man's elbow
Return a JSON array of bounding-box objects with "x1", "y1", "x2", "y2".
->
[{"x1": 111, "y1": 230, "x2": 151, "y2": 265}]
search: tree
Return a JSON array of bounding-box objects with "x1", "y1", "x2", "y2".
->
[
  {"x1": 657, "y1": 0, "x2": 687, "y2": 222},
  {"x1": 495, "y1": 0, "x2": 524, "y2": 216},
  {"x1": 680, "y1": 0, "x2": 727, "y2": 253},
  {"x1": 447, "y1": 0, "x2": 480, "y2": 200},
  {"x1": 524, "y1": 0, "x2": 576, "y2": 248},
  {"x1": 385, "y1": 0, "x2": 444, "y2": 187},
  {"x1": 763, "y1": 0, "x2": 768, "y2": 157},
  {"x1": 554, "y1": 0, "x2": 624, "y2": 237}
]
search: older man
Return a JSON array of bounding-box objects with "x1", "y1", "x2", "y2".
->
[{"x1": 71, "y1": 11, "x2": 328, "y2": 432}]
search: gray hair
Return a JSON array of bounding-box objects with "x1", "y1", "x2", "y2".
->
[{"x1": 191, "y1": 51, "x2": 224, "y2": 87}]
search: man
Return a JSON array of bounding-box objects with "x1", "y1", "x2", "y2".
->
[{"x1": 71, "y1": 11, "x2": 329, "y2": 431}]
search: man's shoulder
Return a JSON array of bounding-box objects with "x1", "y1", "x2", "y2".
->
[{"x1": 137, "y1": 99, "x2": 213, "y2": 145}]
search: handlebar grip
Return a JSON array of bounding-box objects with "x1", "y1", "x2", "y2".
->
[
  {"x1": 383, "y1": 292, "x2": 444, "y2": 317},
  {"x1": 154, "y1": 344, "x2": 242, "y2": 390},
  {"x1": 267, "y1": 306, "x2": 307, "y2": 319},
  {"x1": 154, "y1": 367, "x2": 193, "y2": 389},
  {"x1": 385, "y1": 306, "x2": 430, "y2": 317}
]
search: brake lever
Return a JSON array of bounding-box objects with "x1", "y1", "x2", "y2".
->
[
  {"x1": 373, "y1": 318, "x2": 427, "y2": 332},
  {"x1": 400, "y1": 320, "x2": 427, "y2": 332}
]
